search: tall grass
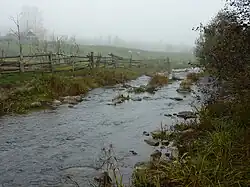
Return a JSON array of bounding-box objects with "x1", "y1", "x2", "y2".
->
[
  {"x1": 148, "y1": 74, "x2": 169, "y2": 87},
  {"x1": 132, "y1": 95, "x2": 250, "y2": 187},
  {"x1": 0, "y1": 65, "x2": 171, "y2": 115}
]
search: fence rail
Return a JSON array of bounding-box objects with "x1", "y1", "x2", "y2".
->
[{"x1": 0, "y1": 52, "x2": 171, "y2": 74}]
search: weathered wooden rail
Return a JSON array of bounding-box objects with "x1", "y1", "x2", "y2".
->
[{"x1": 0, "y1": 52, "x2": 149, "y2": 74}]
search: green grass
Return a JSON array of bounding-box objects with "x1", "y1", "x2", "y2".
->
[
  {"x1": 0, "y1": 62, "x2": 174, "y2": 115},
  {"x1": 0, "y1": 68, "x2": 134, "y2": 115},
  {"x1": 0, "y1": 41, "x2": 195, "y2": 62},
  {"x1": 132, "y1": 91, "x2": 250, "y2": 187}
]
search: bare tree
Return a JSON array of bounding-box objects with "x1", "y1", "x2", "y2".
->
[
  {"x1": 20, "y1": 6, "x2": 47, "y2": 39},
  {"x1": 10, "y1": 14, "x2": 24, "y2": 72}
]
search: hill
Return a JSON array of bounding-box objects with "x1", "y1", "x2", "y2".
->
[{"x1": 0, "y1": 41, "x2": 195, "y2": 63}]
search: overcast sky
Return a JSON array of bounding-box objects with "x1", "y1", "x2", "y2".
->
[{"x1": 1, "y1": 0, "x2": 225, "y2": 45}]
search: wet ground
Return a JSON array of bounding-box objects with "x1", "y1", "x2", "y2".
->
[{"x1": 0, "y1": 71, "x2": 199, "y2": 187}]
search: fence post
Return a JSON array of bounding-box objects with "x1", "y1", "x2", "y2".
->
[
  {"x1": 104, "y1": 57, "x2": 107, "y2": 68},
  {"x1": 111, "y1": 53, "x2": 115, "y2": 68},
  {"x1": 129, "y1": 55, "x2": 132, "y2": 68},
  {"x1": 1, "y1": 49, "x2": 4, "y2": 58},
  {"x1": 49, "y1": 52, "x2": 53, "y2": 73},
  {"x1": 96, "y1": 53, "x2": 101, "y2": 68},
  {"x1": 166, "y1": 57, "x2": 171, "y2": 76},
  {"x1": 90, "y1": 52, "x2": 94, "y2": 69},
  {"x1": 0, "y1": 49, "x2": 4, "y2": 64},
  {"x1": 72, "y1": 57, "x2": 75, "y2": 76}
]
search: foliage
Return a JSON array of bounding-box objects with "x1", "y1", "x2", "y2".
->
[
  {"x1": 186, "y1": 72, "x2": 200, "y2": 82},
  {"x1": 180, "y1": 79, "x2": 192, "y2": 89},
  {"x1": 148, "y1": 74, "x2": 169, "y2": 87},
  {"x1": 132, "y1": 1, "x2": 250, "y2": 186},
  {"x1": 195, "y1": 11, "x2": 250, "y2": 82}
]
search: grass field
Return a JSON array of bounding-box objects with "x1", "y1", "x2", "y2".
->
[{"x1": 0, "y1": 41, "x2": 195, "y2": 62}]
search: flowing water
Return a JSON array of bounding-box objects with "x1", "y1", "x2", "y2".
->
[{"x1": 0, "y1": 71, "x2": 200, "y2": 187}]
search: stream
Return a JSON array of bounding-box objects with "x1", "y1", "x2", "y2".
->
[{"x1": 0, "y1": 70, "x2": 200, "y2": 187}]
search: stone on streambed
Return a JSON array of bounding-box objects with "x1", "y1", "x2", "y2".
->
[
  {"x1": 144, "y1": 138, "x2": 160, "y2": 146},
  {"x1": 170, "y1": 97, "x2": 183, "y2": 101},
  {"x1": 143, "y1": 96, "x2": 150, "y2": 100},
  {"x1": 52, "y1": 99, "x2": 62, "y2": 105},
  {"x1": 164, "y1": 114, "x2": 172, "y2": 117},
  {"x1": 112, "y1": 94, "x2": 130, "y2": 105},
  {"x1": 129, "y1": 150, "x2": 138, "y2": 155},
  {"x1": 68, "y1": 104, "x2": 75, "y2": 108},
  {"x1": 177, "y1": 111, "x2": 197, "y2": 120},
  {"x1": 143, "y1": 131, "x2": 150, "y2": 136},
  {"x1": 150, "y1": 150, "x2": 162, "y2": 161},
  {"x1": 131, "y1": 97, "x2": 142, "y2": 101},
  {"x1": 30, "y1": 101, "x2": 42, "y2": 108},
  {"x1": 50, "y1": 99, "x2": 62, "y2": 109},
  {"x1": 61, "y1": 95, "x2": 83, "y2": 105},
  {"x1": 106, "y1": 102, "x2": 116, "y2": 106},
  {"x1": 176, "y1": 88, "x2": 192, "y2": 94}
]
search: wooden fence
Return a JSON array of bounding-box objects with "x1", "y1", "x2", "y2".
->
[{"x1": 0, "y1": 52, "x2": 148, "y2": 74}]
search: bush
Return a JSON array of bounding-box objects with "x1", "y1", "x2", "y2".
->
[
  {"x1": 149, "y1": 74, "x2": 168, "y2": 87},
  {"x1": 180, "y1": 79, "x2": 192, "y2": 89},
  {"x1": 186, "y1": 72, "x2": 200, "y2": 82},
  {"x1": 132, "y1": 1, "x2": 250, "y2": 186}
]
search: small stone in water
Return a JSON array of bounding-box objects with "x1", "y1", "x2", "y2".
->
[
  {"x1": 30, "y1": 101, "x2": 42, "y2": 108},
  {"x1": 129, "y1": 150, "x2": 138, "y2": 155},
  {"x1": 170, "y1": 97, "x2": 183, "y2": 101},
  {"x1": 68, "y1": 104, "x2": 74, "y2": 108},
  {"x1": 177, "y1": 111, "x2": 197, "y2": 120},
  {"x1": 164, "y1": 114, "x2": 172, "y2": 117},
  {"x1": 143, "y1": 131, "x2": 150, "y2": 136},
  {"x1": 144, "y1": 138, "x2": 160, "y2": 146}
]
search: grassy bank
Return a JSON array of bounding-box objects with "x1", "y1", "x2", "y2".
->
[
  {"x1": 131, "y1": 75, "x2": 250, "y2": 186},
  {"x1": 0, "y1": 64, "x2": 174, "y2": 116}
]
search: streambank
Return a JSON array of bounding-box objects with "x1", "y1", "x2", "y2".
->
[
  {"x1": 0, "y1": 67, "x2": 162, "y2": 116},
  {"x1": 0, "y1": 69, "x2": 199, "y2": 187}
]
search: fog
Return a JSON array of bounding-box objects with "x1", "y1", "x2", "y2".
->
[{"x1": 1, "y1": 0, "x2": 225, "y2": 48}]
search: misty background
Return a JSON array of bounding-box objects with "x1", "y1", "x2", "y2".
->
[{"x1": 0, "y1": 0, "x2": 225, "y2": 52}]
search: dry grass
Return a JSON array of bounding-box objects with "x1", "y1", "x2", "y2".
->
[
  {"x1": 148, "y1": 74, "x2": 169, "y2": 87},
  {"x1": 0, "y1": 68, "x2": 139, "y2": 115},
  {"x1": 186, "y1": 72, "x2": 200, "y2": 82}
]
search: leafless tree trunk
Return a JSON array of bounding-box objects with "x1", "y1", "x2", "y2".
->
[{"x1": 10, "y1": 14, "x2": 24, "y2": 72}]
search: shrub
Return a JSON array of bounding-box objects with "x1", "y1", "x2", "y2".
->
[
  {"x1": 149, "y1": 74, "x2": 168, "y2": 87},
  {"x1": 186, "y1": 72, "x2": 200, "y2": 82}
]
